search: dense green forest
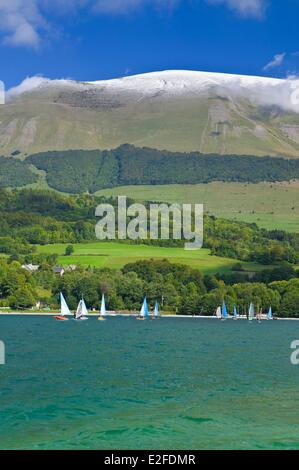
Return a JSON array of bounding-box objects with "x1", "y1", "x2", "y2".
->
[
  {"x1": 28, "y1": 145, "x2": 299, "y2": 192},
  {"x1": 2, "y1": 144, "x2": 299, "y2": 192},
  {"x1": 28, "y1": 149, "x2": 118, "y2": 193},
  {"x1": 1, "y1": 258, "x2": 299, "y2": 318},
  {"x1": 0, "y1": 189, "x2": 298, "y2": 265},
  {"x1": 114, "y1": 145, "x2": 298, "y2": 186},
  {"x1": 0, "y1": 157, "x2": 37, "y2": 187}
]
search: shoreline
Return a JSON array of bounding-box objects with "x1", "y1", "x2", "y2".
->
[{"x1": 0, "y1": 312, "x2": 298, "y2": 320}]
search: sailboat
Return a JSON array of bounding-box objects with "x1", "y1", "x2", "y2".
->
[
  {"x1": 98, "y1": 294, "x2": 106, "y2": 321},
  {"x1": 137, "y1": 297, "x2": 149, "y2": 320},
  {"x1": 216, "y1": 306, "x2": 222, "y2": 320},
  {"x1": 248, "y1": 303, "x2": 255, "y2": 322},
  {"x1": 74, "y1": 298, "x2": 89, "y2": 321},
  {"x1": 233, "y1": 304, "x2": 238, "y2": 321},
  {"x1": 152, "y1": 301, "x2": 160, "y2": 319},
  {"x1": 267, "y1": 306, "x2": 273, "y2": 320},
  {"x1": 55, "y1": 292, "x2": 71, "y2": 321},
  {"x1": 221, "y1": 301, "x2": 228, "y2": 321},
  {"x1": 257, "y1": 307, "x2": 262, "y2": 323}
]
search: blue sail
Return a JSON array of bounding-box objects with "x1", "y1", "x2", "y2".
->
[
  {"x1": 144, "y1": 298, "x2": 149, "y2": 317},
  {"x1": 222, "y1": 301, "x2": 228, "y2": 319},
  {"x1": 267, "y1": 306, "x2": 273, "y2": 320},
  {"x1": 233, "y1": 305, "x2": 237, "y2": 318},
  {"x1": 140, "y1": 297, "x2": 149, "y2": 317}
]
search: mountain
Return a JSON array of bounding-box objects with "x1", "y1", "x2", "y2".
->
[{"x1": 2, "y1": 70, "x2": 299, "y2": 157}]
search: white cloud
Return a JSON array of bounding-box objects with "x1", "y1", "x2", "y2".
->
[
  {"x1": 207, "y1": 0, "x2": 266, "y2": 19},
  {"x1": 0, "y1": 0, "x2": 47, "y2": 48},
  {"x1": 92, "y1": 0, "x2": 266, "y2": 17},
  {"x1": 4, "y1": 21, "x2": 40, "y2": 47},
  {"x1": 0, "y1": 0, "x2": 179, "y2": 48},
  {"x1": 263, "y1": 53, "x2": 286, "y2": 71},
  {"x1": 6, "y1": 75, "x2": 49, "y2": 98},
  {"x1": 0, "y1": 0, "x2": 267, "y2": 49}
]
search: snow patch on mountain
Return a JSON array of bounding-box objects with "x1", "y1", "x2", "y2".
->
[{"x1": 6, "y1": 70, "x2": 299, "y2": 114}]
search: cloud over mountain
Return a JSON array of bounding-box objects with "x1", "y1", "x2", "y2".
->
[{"x1": 6, "y1": 69, "x2": 299, "y2": 115}]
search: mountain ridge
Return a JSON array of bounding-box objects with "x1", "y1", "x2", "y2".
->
[
  {"x1": 5, "y1": 70, "x2": 290, "y2": 100},
  {"x1": 2, "y1": 70, "x2": 299, "y2": 158}
]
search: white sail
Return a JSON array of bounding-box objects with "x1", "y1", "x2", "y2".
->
[
  {"x1": 216, "y1": 306, "x2": 222, "y2": 319},
  {"x1": 75, "y1": 299, "x2": 83, "y2": 319},
  {"x1": 81, "y1": 299, "x2": 88, "y2": 317},
  {"x1": 60, "y1": 292, "x2": 71, "y2": 316},
  {"x1": 100, "y1": 294, "x2": 106, "y2": 317},
  {"x1": 249, "y1": 303, "x2": 255, "y2": 320},
  {"x1": 75, "y1": 299, "x2": 88, "y2": 320},
  {"x1": 154, "y1": 301, "x2": 159, "y2": 317}
]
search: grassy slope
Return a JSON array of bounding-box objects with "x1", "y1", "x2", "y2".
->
[
  {"x1": 2, "y1": 95, "x2": 299, "y2": 157},
  {"x1": 37, "y1": 241, "x2": 268, "y2": 274},
  {"x1": 96, "y1": 181, "x2": 299, "y2": 232}
]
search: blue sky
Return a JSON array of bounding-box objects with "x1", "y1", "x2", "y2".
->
[{"x1": 0, "y1": 0, "x2": 298, "y2": 89}]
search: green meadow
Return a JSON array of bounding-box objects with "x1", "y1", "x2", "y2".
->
[
  {"x1": 96, "y1": 181, "x2": 299, "y2": 232},
  {"x1": 37, "y1": 241, "x2": 267, "y2": 274}
]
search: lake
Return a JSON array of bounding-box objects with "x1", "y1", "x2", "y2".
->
[{"x1": 0, "y1": 316, "x2": 299, "y2": 449}]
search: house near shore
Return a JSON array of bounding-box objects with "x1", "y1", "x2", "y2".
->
[
  {"x1": 21, "y1": 264, "x2": 40, "y2": 273},
  {"x1": 53, "y1": 266, "x2": 65, "y2": 276},
  {"x1": 66, "y1": 265, "x2": 77, "y2": 272},
  {"x1": 52, "y1": 265, "x2": 77, "y2": 276}
]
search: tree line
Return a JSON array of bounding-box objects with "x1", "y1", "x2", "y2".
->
[
  {"x1": 1, "y1": 258, "x2": 299, "y2": 318},
  {"x1": 2, "y1": 144, "x2": 298, "y2": 192}
]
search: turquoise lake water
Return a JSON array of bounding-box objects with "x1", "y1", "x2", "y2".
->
[{"x1": 0, "y1": 316, "x2": 299, "y2": 450}]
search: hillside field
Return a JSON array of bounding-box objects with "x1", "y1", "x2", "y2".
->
[
  {"x1": 37, "y1": 242, "x2": 269, "y2": 274},
  {"x1": 96, "y1": 181, "x2": 299, "y2": 232}
]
